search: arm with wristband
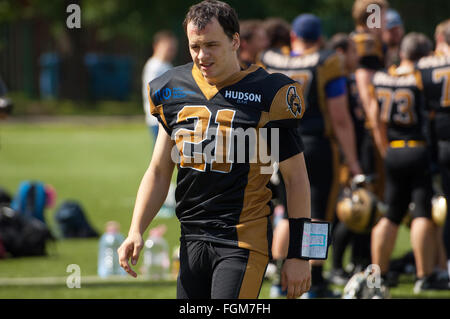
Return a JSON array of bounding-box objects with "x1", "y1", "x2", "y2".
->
[{"x1": 278, "y1": 152, "x2": 312, "y2": 299}]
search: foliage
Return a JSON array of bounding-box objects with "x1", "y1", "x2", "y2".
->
[{"x1": 1, "y1": 0, "x2": 449, "y2": 46}]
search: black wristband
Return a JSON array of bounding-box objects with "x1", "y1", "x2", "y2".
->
[{"x1": 287, "y1": 218, "x2": 311, "y2": 260}]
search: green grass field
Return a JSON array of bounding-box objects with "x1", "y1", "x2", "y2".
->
[{"x1": 0, "y1": 117, "x2": 449, "y2": 299}]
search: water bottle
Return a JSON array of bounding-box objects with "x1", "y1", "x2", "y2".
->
[
  {"x1": 142, "y1": 225, "x2": 170, "y2": 280},
  {"x1": 98, "y1": 221, "x2": 127, "y2": 278},
  {"x1": 171, "y1": 245, "x2": 180, "y2": 280}
]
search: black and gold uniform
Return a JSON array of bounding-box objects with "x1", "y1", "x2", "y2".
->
[
  {"x1": 148, "y1": 62, "x2": 305, "y2": 298},
  {"x1": 259, "y1": 48, "x2": 346, "y2": 222},
  {"x1": 348, "y1": 73, "x2": 376, "y2": 175},
  {"x1": 351, "y1": 30, "x2": 385, "y2": 71},
  {"x1": 351, "y1": 30, "x2": 387, "y2": 199},
  {"x1": 417, "y1": 54, "x2": 450, "y2": 257},
  {"x1": 372, "y1": 66, "x2": 432, "y2": 225}
]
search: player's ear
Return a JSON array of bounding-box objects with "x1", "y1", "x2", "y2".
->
[{"x1": 232, "y1": 32, "x2": 240, "y2": 51}]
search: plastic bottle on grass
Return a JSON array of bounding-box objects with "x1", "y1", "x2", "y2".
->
[
  {"x1": 98, "y1": 221, "x2": 127, "y2": 278},
  {"x1": 171, "y1": 245, "x2": 180, "y2": 280},
  {"x1": 142, "y1": 225, "x2": 170, "y2": 280}
]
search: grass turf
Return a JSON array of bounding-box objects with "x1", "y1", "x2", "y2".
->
[{"x1": 0, "y1": 118, "x2": 449, "y2": 299}]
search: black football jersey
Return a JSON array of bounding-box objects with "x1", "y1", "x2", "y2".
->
[
  {"x1": 417, "y1": 54, "x2": 450, "y2": 140},
  {"x1": 147, "y1": 62, "x2": 305, "y2": 256},
  {"x1": 259, "y1": 48, "x2": 345, "y2": 138},
  {"x1": 350, "y1": 30, "x2": 385, "y2": 71},
  {"x1": 372, "y1": 66, "x2": 426, "y2": 142}
]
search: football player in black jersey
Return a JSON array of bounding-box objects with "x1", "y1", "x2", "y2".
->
[
  {"x1": 118, "y1": 0, "x2": 312, "y2": 299},
  {"x1": 259, "y1": 14, "x2": 362, "y2": 298},
  {"x1": 370, "y1": 33, "x2": 448, "y2": 294},
  {"x1": 417, "y1": 21, "x2": 450, "y2": 283},
  {"x1": 351, "y1": 0, "x2": 389, "y2": 200},
  {"x1": 327, "y1": 33, "x2": 373, "y2": 284},
  {"x1": 382, "y1": 9, "x2": 404, "y2": 68}
]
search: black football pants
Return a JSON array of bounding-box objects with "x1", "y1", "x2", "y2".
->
[{"x1": 176, "y1": 240, "x2": 268, "y2": 299}]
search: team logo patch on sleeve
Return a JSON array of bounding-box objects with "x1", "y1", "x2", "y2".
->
[{"x1": 286, "y1": 85, "x2": 302, "y2": 118}]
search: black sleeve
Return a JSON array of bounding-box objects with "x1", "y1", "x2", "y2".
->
[
  {"x1": 279, "y1": 127, "x2": 304, "y2": 162},
  {"x1": 266, "y1": 125, "x2": 304, "y2": 163},
  {"x1": 357, "y1": 56, "x2": 384, "y2": 71}
]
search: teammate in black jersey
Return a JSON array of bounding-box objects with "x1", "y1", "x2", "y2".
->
[
  {"x1": 259, "y1": 14, "x2": 362, "y2": 298},
  {"x1": 327, "y1": 33, "x2": 373, "y2": 284},
  {"x1": 417, "y1": 21, "x2": 450, "y2": 282},
  {"x1": 118, "y1": 0, "x2": 311, "y2": 299},
  {"x1": 351, "y1": 0, "x2": 389, "y2": 200},
  {"x1": 370, "y1": 33, "x2": 448, "y2": 294}
]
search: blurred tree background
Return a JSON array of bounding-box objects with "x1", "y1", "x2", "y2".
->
[{"x1": 0, "y1": 0, "x2": 448, "y2": 104}]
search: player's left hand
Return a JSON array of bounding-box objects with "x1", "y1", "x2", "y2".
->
[{"x1": 281, "y1": 258, "x2": 311, "y2": 299}]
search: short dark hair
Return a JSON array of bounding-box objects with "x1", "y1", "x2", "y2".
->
[
  {"x1": 240, "y1": 19, "x2": 263, "y2": 42},
  {"x1": 328, "y1": 33, "x2": 352, "y2": 52},
  {"x1": 264, "y1": 17, "x2": 291, "y2": 48},
  {"x1": 400, "y1": 32, "x2": 432, "y2": 61},
  {"x1": 183, "y1": 0, "x2": 240, "y2": 40}
]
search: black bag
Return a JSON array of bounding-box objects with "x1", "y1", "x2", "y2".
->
[
  {"x1": 54, "y1": 200, "x2": 99, "y2": 238},
  {"x1": 0, "y1": 206, "x2": 54, "y2": 257},
  {"x1": 0, "y1": 187, "x2": 12, "y2": 207}
]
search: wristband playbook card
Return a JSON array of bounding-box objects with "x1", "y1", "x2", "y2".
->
[
  {"x1": 287, "y1": 218, "x2": 331, "y2": 260},
  {"x1": 301, "y1": 221, "x2": 330, "y2": 260}
]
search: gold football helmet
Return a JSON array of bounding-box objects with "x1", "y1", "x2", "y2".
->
[
  {"x1": 432, "y1": 195, "x2": 447, "y2": 227},
  {"x1": 337, "y1": 175, "x2": 384, "y2": 233}
]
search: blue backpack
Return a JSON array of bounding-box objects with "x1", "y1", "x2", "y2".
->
[{"x1": 10, "y1": 181, "x2": 47, "y2": 223}]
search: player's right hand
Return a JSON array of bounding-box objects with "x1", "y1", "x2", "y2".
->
[
  {"x1": 117, "y1": 232, "x2": 144, "y2": 278},
  {"x1": 281, "y1": 258, "x2": 311, "y2": 299}
]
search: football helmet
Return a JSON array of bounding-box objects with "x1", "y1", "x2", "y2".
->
[
  {"x1": 336, "y1": 175, "x2": 384, "y2": 233},
  {"x1": 432, "y1": 195, "x2": 447, "y2": 227},
  {"x1": 403, "y1": 195, "x2": 447, "y2": 228}
]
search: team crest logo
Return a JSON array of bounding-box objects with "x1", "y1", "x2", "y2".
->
[{"x1": 286, "y1": 85, "x2": 302, "y2": 118}]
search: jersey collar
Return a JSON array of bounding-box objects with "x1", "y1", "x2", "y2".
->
[{"x1": 191, "y1": 63, "x2": 260, "y2": 100}]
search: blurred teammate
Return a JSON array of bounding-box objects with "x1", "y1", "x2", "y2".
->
[
  {"x1": 382, "y1": 9, "x2": 404, "y2": 68},
  {"x1": 260, "y1": 14, "x2": 362, "y2": 298},
  {"x1": 238, "y1": 19, "x2": 269, "y2": 68},
  {"x1": 263, "y1": 17, "x2": 291, "y2": 55},
  {"x1": 257, "y1": 17, "x2": 293, "y2": 298},
  {"x1": 327, "y1": 33, "x2": 372, "y2": 284},
  {"x1": 434, "y1": 19, "x2": 450, "y2": 57},
  {"x1": 350, "y1": 0, "x2": 389, "y2": 199},
  {"x1": 142, "y1": 30, "x2": 178, "y2": 143},
  {"x1": 370, "y1": 32, "x2": 448, "y2": 294},
  {"x1": 417, "y1": 21, "x2": 450, "y2": 281},
  {"x1": 119, "y1": 0, "x2": 312, "y2": 299}
]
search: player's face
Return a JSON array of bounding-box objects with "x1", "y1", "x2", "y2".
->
[
  {"x1": 345, "y1": 40, "x2": 358, "y2": 73},
  {"x1": 383, "y1": 25, "x2": 404, "y2": 46},
  {"x1": 249, "y1": 28, "x2": 269, "y2": 55},
  {"x1": 187, "y1": 17, "x2": 240, "y2": 85}
]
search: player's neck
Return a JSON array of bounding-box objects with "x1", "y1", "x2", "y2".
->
[
  {"x1": 153, "y1": 49, "x2": 171, "y2": 63},
  {"x1": 205, "y1": 58, "x2": 241, "y2": 86},
  {"x1": 239, "y1": 51, "x2": 255, "y2": 65},
  {"x1": 397, "y1": 60, "x2": 414, "y2": 73},
  {"x1": 435, "y1": 43, "x2": 450, "y2": 57},
  {"x1": 291, "y1": 38, "x2": 320, "y2": 56},
  {"x1": 356, "y1": 25, "x2": 382, "y2": 39}
]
